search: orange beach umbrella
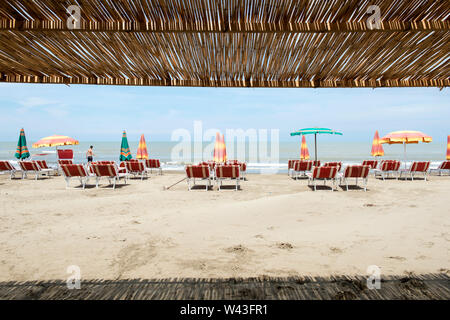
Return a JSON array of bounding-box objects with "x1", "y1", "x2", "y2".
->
[
  {"x1": 136, "y1": 134, "x2": 149, "y2": 160},
  {"x1": 213, "y1": 133, "x2": 227, "y2": 163},
  {"x1": 300, "y1": 135, "x2": 310, "y2": 160},
  {"x1": 32, "y1": 135, "x2": 79, "y2": 148},
  {"x1": 446, "y1": 135, "x2": 450, "y2": 160},
  {"x1": 380, "y1": 130, "x2": 432, "y2": 168},
  {"x1": 371, "y1": 130, "x2": 384, "y2": 157}
]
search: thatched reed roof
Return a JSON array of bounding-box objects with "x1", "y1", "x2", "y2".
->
[{"x1": 0, "y1": 0, "x2": 448, "y2": 88}]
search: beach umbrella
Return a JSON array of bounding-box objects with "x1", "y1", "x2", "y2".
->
[
  {"x1": 120, "y1": 130, "x2": 132, "y2": 161},
  {"x1": 300, "y1": 135, "x2": 310, "y2": 160},
  {"x1": 213, "y1": 132, "x2": 227, "y2": 162},
  {"x1": 290, "y1": 128, "x2": 343, "y2": 162},
  {"x1": 15, "y1": 128, "x2": 30, "y2": 159},
  {"x1": 380, "y1": 130, "x2": 432, "y2": 168},
  {"x1": 32, "y1": 135, "x2": 79, "y2": 148},
  {"x1": 371, "y1": 130, "x2": 384, "y2": 157},
  {"x1": 136, "y1": 134, "x2": 149, "y2": 160},
  {"x1": 446, "y1": 135, "x2": 450, "y2": 160}
]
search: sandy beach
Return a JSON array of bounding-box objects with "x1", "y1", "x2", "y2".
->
[{"x1": 0, "y1": 172, "x2": 448, "y2": 282}]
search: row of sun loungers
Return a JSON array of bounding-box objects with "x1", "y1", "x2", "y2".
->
[{"x1": 289, "y1": 159, "x2": 450, "y2": 191}]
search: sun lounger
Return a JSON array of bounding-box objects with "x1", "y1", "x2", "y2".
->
[
  {"x1": 313, "y1": 160, "x2": 321, "y2": 167},
  {"x1": 288, "y1": 160, "x2": 299, "y2": 176},
  {"x1": 57, "y1": 149, "x2": 74, "y2": 161},
  {"x1": 58, "y1": 159, "x2": 73, "y2": 166},
  {"x1": 323, "y1": 162, "x2": 342, "y2": 172},
  {"x1": 0, "y1": 161, "x2": 20, "y2": 179},
  {"x1": 306, "y1": 166, "x2": 338, "y2": 191},
  {"x1": 399, "y1": 161, "x2": 430, "y2": 181},
  {"x1": 145, "y1": 159, "x2": 162, "y2": 175},
  {"x1": 431, "y1": 161, "x2": 450, "y2": 176},
  {"x1": 35, "y1": 160, "x2": 57, "y2": 176},
  {"x1": 185, "y1": 165, "x2": 211, "y2": 191},
  {"x1": 18, "y1": 161, "x2": 52, "y2": 180},
  {"x1": 215, "y1": 165, "x2": 240, "y2": 191},
  {"x1": 125, "y1": 161, "x2": 147, "y2": 180},
  {"x1": 339, "y1": 165, "x2": 370, "y2": 191},
  {"x1": 226, "y1": 160, "x2": 247, "y2": 180},
  {"x1": 292, "y1": 160, "x2": 313, "y2": 179},
  {"x1": 362, "y1": 160, "x2": 378, "y2": 169},
  {"x1": 91, "y1": 163, "x2": 127, "y2": 189},
  {"x1": 61, "y1": 164, "x2": 91, "y2": 189},
  {"x1": 374, "y1": 160, "x2": 401, "y2": 180}
]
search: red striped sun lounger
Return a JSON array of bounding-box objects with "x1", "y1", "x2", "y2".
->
[
  {"x1": 431, "y1": 161, "x2": 450, "y2": 176},
  {"x1": 58, "y1": 159, "x2": 73, "y2": 166},
  {"x1": 35, "y1": 160, "x2": 57, "y2": 176},
  {"x1": 125, "y1": 161, "x2": 147, "y2": 180},
  {"x1": 61, "y1": 164, "x2": 90, "y2": 189},
  {"x1": 399, "y1": 161, "x2": 430, "y2": 181},
  {"x1": 323, "y1": 162, "x2": 342, "y2": 172},
  {"x1": 185, "y1": 165, "x2": 211, "y2": 191},
  {"x1": 0, "y1": 161, "x2": 20, "y2": 179},
  {"x1": 339, "y1": 165, "x2": 370, "y2": 191},
  {"x1": 91, "y1": 163, "x2": 127, "y2": 189},
  {"x1": 374, "y1": 160, "x2": 401, "y2": 180},
  {"x1": 19, "y1": 161, "x2": 52, "y2": 180},
  {"x1": 292, "y1": 160, "x2": 313, "y2": 179},
  {"x1": 145, "y1": 159, "x2": 162, "y2": 175},
  {"x1": 362, "y1": 160, "x2": 378, "y2": 169},
  {"x1": 215, "y1": 165, "x2": 240, "y2": 191},
  {"x1": 306, "y1": 166, "x2": 338, "y2": 191}
]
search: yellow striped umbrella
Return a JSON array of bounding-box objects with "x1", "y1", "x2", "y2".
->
[
  {"x1": 371, "y1": 130, "x2": 384, "y2": 157},
  {"x1": 136, "y1": 134, "x2": 149, "y2": 160},
  {"x1": 300, "y1": 135, "x2": 310, "y2": 160},
  {"x1": 213, "y1": 132, "x2": 227, "y2": 162},
  {"x1": 32, "y1": 135, "x2": 79, "y2": 148},
  {"x1": 447, "y1": 135, "x2": 450, "y2": 160},
  {"x1": 380, "y1": 130, "x2": 432, "y2": 168}
]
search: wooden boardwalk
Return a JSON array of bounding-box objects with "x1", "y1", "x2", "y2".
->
[{"x1": 0, "y1": 274, "x2": 449, "y2": 300}]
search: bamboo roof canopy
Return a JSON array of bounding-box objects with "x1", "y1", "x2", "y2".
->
[{"x1": 0, "y1": 0, "x2": 448, "y2": 88}]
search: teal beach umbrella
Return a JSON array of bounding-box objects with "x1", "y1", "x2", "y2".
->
[
  {"x1": 15, "y1": 128, "x2": 30, "y2": 159},
  {"x1": 119, "y1": 130, "x2": 132, "y2": 161},
  {"x1": 290, "y1": 128, "x2": 343, "y2": 162}
]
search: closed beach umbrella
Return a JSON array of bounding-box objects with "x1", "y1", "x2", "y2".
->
[
  {"x1": 120, "y1": 130, "x2": 132, "y2": 161},
  {"x1": 371, "y1": 130, "x2": 384, "y2": 157},
  {"x1": 213, "y1": 132, "x2": 227, "y2": 163},
  {"x1": 32, "y1": 135, "x2": 79, "y2": 148},
  {"x1": 300, "y1": 135, "x2": 310, "y2": 160},
  {"x1": 380, "y1": 130, "x2": 432, "y2": 168},
  {"x1": 290, "y1": 128, "x2": 343, "y2": 162},
  {"x1": 446, "y1": 135, "x2": 450, "y2": 160},
  {"x1": 15, "y1": 128, "x2": 30, "y2": 159},
  {"x1": 136, "y1": 134, "x2": 149, "y2": 160}
]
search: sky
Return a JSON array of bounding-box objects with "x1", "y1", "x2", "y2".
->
[{"x1": 0, "y1": 83, "x2": 448, "y2": 143}]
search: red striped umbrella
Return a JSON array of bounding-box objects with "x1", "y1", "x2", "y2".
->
[
  {"x1": 213, "y1": 132, "x2": 227, "y2": 162},
  {"x1": 446, "y1": 135, "x2": 450, "y2": 160},
  {"x1": 136, "y1": 134, "x2": 149, "y2": 160},
  {"x1": 300, "y1": 135, "x2": 310, "y2": 160},
  {"x1": 32, "y1": 135, "x2": 79, "y2": 148},
  {"x1": 371, "y1": 130, "x2": 384, "y2": 157}
]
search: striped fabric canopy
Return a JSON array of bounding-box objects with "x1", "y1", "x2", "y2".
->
[
  {"x1": 380, "y1": 131, "x2": 432, "y2": 144},
  {"x1": 371, "y1": 130, "x2": 384, "y2": 157},
  {"x1": 120, "y1": 130, "x2": 132, "y2": 161},
  {"x1": 300, "y1": 135, "x2": 310, "y2": 160},
  {"x1": 32, "y1": 135, "x2": 79, "y2": 148},
  {"x1": 136, "y1": 134, "x2": 149, "y2": 160},
  {"x1": 290, "y1": 128, "x2": 343, "y2": 136},
  {"x1": 447, "y1": 136, "x2": 450, "y2": 160},
  {"x1": 213, "y1": 133, "x2": 227, "y2": 163},
  {"x1": 15, "y1": 128, "x2": 30, "y2": 159}
]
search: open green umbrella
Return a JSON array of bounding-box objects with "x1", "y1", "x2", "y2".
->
[
  {"x1": 119, "y1": 130, "x2": 132, "y2": 161},
  {"x1": 15, "y1": 128, "x2": 30, "y2": 160},
  {"x1": 290, "y1": 128, "x2": 343, "y2": 162}
]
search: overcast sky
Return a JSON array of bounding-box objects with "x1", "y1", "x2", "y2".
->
[{"x1": 0, "y1": 83, "x2": 448, "y2": 143}]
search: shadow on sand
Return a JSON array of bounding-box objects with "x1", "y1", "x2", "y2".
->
[{"x1": 0, "y1": 274, "x2": 448, "y2": 300}]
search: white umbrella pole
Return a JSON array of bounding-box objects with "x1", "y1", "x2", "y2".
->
[{"x1": 403, "y1": 142, "x2": 407, "y2": 169}]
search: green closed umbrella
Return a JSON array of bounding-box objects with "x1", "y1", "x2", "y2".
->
[
  {"x1": 290, "y1": 127, "x2": 343, "y2": 162},
  {"x1": 15, "y1": 128, "x2": 30, "y2": 160},
  {"x1": 119, "y1": 130, "x2": 132, "y2": 161}
]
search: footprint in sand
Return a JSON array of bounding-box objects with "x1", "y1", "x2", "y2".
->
[
  {"x1": 254, "y1": 234, "x2": 264, "y2": 239},
  {"x1": 386, "y1": 256, "x2": 407, "y2": 261},
  {"x1": 276, "y1": 242, "x2": 294, "y2": 250},
  {"x1": 330, "y1": 247, "x2": 343, "y2": 254},
  {"x1": 224, "y1": 245, "x2": 249, "y2": 254}
]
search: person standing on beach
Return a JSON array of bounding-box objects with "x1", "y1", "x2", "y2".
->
[{"x1": 86, "y1": 146, "x2": 95, "y2": 162}]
